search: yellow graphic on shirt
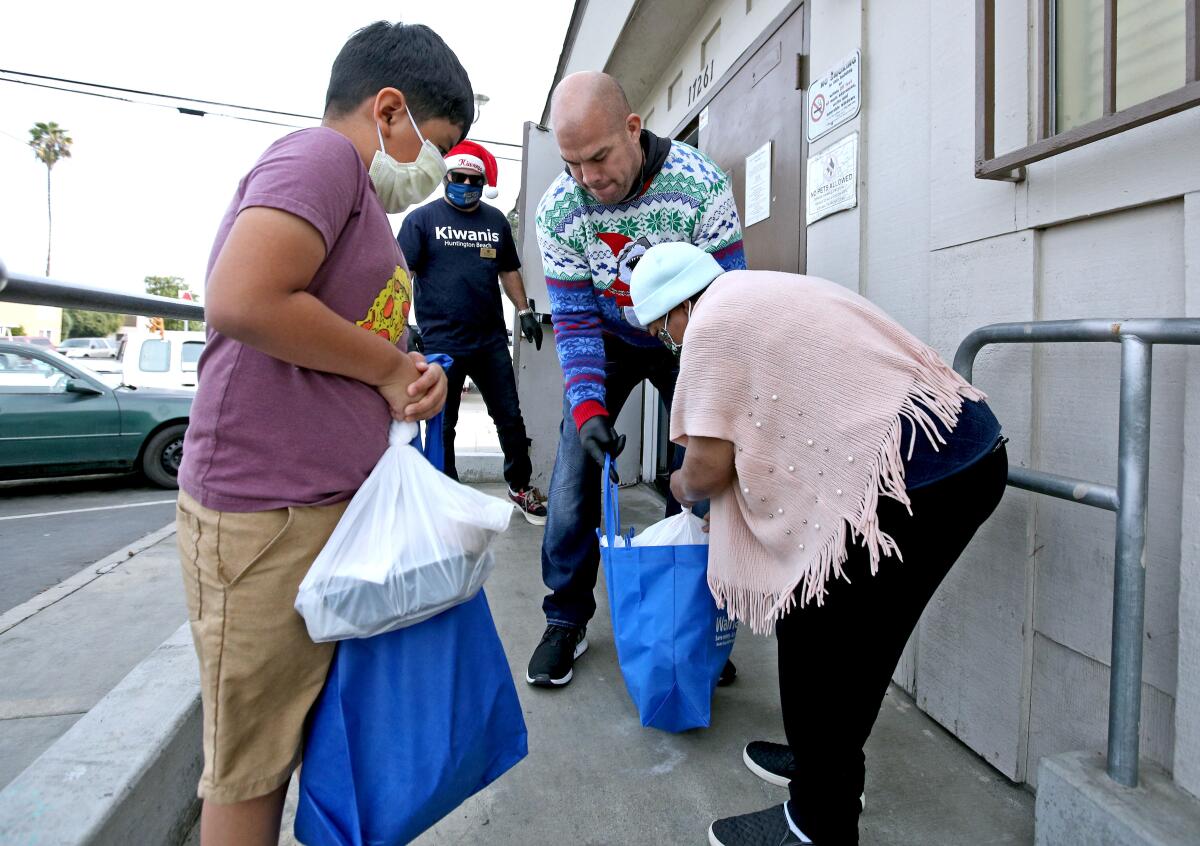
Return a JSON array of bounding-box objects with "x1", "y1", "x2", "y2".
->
[{"x1": 357, "y1": 266, "x2": 412, "y2": 344}]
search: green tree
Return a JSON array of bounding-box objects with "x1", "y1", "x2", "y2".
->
[
  {"x1": 10, "y1": 325, "x2": 27, "y2": 337},
  {"x1": 28, "y1": 122, "x2": 73, "y2": 276},
  {"x1": 144, "y1": 276, "x2": 202, "y2": 331},
  {"x1": 63, "y1": 309, "x2": 123, "y2": 339}
]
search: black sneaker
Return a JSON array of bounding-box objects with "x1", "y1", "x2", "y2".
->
[
  {"x1": 744, "y1": 741, "x2": 867, "y2": 810},
  {"x1": 525, "y1": 624, "x2": 588, "y2": 687},
  {"x1": 743, "y1": 741, "x2": 796, "y2": 787},
  {"x1": 709, "y1": 804, "x2": 808, "y2": 846}
]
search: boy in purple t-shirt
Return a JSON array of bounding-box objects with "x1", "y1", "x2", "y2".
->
[{"x1": 175, "y1": 22, "x2": 472, "y2": 845}]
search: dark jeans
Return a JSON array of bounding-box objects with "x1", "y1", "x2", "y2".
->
[
  {"x1": 777, "y1": 445, "x2": 1009, "y2": 845},
  {"x1": 439, "y1": 342, "x2": 532, "y2": 491},
  {"x1": 541, "y1": 338, "x2": 683, "y2": 628}
]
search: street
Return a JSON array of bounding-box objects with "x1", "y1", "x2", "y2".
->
[
  {"x1": 0, "y1": 474, "x2": 176, "y2": 614},
  {"x1": 0, "y1": 401, "x2": 504, "y2": 619}
]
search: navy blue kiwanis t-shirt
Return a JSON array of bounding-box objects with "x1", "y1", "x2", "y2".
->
[{"x1": 397, "y1": 200, "x2": 521, "y2": 353}]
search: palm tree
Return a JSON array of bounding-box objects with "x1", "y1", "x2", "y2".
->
[{"x1": 28, "y1": 122, "x2": 73, "y2": 276}]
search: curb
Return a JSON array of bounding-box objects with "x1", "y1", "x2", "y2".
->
[
  {"x1": 454, "y1": 451, "x2": 505, "y2": 483},
  {"x1": 0, "y1": 624, "x2": 201, "y2": 846},
  {"x1": 1035, "y1": 751, "x2": 1200, "y2": 845}
]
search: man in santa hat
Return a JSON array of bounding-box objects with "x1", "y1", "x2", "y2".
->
[{"x1": 398, "y1": 139, "x2": 547, "y2": 523}]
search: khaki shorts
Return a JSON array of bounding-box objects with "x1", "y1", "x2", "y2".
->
[{"x1": 176, "y1": 490, "x2": 348, "y2": 803}]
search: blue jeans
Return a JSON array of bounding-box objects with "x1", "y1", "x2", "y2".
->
[
  {"x1": 541, "y1": 338, "x2": 683, "y2": 628},
  {"x1": 901, "y1": 398, "x2": 1002, "y2": 490}
]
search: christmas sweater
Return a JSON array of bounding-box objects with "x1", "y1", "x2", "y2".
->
[{"x1": 535, "y1": 140, "x2": 746, "y2": 429}]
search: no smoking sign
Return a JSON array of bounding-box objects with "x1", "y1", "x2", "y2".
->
[
  {"x1": 806, "y1": 50, "x2": 861, "y2": 142},
  {"x1": 810, "y1": 94, "x2": 826, "y2": 122}
]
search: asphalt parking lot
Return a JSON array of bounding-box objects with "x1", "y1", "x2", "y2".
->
[{"x1": 0, "y1": 474, "x2": 176, "y2": 613}]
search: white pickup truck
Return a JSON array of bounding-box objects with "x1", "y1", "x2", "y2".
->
[{"x1": 91, "y1": 330, "x2": 206, "y2": 391}]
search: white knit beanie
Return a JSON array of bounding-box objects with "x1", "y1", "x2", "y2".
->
[{"x1": 629, "y1": 242, "x2": 723, "y2": 326}]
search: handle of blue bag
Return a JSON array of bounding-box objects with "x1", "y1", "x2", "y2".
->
[
  {"x1": 414, "y1": 352, "x2": 453, "y2": 474},
  {"x1": 602, "y1": 454, "x2": 620, "y2": 548}
]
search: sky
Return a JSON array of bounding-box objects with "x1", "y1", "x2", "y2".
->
[{"x1": 0, "y1": 1, "x2": 573, "y2": 296}]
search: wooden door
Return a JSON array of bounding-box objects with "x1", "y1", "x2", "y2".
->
[{"x1": 699, "y1": 5, "x2": 807, "y2": 273}]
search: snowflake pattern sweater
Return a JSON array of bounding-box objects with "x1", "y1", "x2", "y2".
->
[{"x1": 535, "y1": 139, "x2": 746, "y2": 429}]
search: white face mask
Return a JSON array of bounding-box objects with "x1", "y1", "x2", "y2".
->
[
  {"x1": 657, "y1": 300, "x2": 692, "y2": 356},
  {"x1": 368, "y1": 107, "x2": 448, "y2": 213}
]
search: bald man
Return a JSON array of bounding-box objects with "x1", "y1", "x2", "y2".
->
[{"x1": 527, "y1": 71, "x2": 746, "y2": 688}]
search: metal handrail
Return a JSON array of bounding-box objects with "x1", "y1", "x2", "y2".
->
[
  {"x1": 954, "y1": 317, "x2": 1200, "y2": 788},
  {"x1": 0, "y1": 268, "x2": 205, "y2": 322}
]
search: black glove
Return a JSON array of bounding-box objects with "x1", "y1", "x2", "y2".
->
[
  {"x1": 579, "y1": 415, "x2": 626, "y2": 480},
  {"x1": 519, "y1": 310, "x2": 543, "y2": 350},
  {"x1": 407, "y1": 324, "x2": 425, "y2": 354}
]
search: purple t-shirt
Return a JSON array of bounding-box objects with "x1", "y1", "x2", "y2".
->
[{"x1": 179, "y1": 127, "x2": 412, "y2": 512}]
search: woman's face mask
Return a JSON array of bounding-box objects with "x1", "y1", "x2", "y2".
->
[
  {"x1": 657, "y1": 301, "x2": 691, "y2": 356},
  {"x1": 369, "y1": 107, "x2": 448, "y2": 213}
]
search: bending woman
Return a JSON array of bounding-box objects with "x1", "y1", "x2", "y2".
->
[{"x1": 627, "y1": 243, "x2": 1008, "y2": 846}]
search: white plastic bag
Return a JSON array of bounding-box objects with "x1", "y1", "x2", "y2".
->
[
  {"x1": 599, "y1": 510, "x2": 710, "y2": 548},
  {"x1": 295, "y1": 421, "x2": 514, "y2": 642}
]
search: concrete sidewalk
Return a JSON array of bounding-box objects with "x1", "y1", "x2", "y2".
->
[
  {"x1": 277, "y1": 483, "x2": 1035, "y2": 846},
  {"x1": 4, "y1": 482, "x2": 1034, "y2": 845},
  {"x1": 0, "y1": 525, "x2": 187, "y2": 790}
]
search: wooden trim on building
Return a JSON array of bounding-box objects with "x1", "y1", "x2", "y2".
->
[
  {"x1": 976, "y1": 0, "x2": 996, "y2": 163},
  {"x1": 668, "y1": 0, "x2": 805, "y2": 140},
  {"x1": 1188, "y1": 0, "x2": 1199, "y2": 84},
  {"x1": 978, "y1": 80, "x2": 1200, "y2": 179},
  {"x1": 976, "y1": 0, "x2": 1200, "y2": 181},
  {"x1": 1102, "y1": 0, "x2": 1117, "y2": 116},
  {"x1": 1037, "y1": 0, "x2": 1052, "y2": 140}
]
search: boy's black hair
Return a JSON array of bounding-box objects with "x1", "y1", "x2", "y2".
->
[{"x1": 324, "y1": 21, "x2": 474, "y2": 140}]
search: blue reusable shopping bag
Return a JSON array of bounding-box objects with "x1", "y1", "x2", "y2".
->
[
  {"x1": 410, "y1": 353, "x2": 449, "y2": 459},
  {"x1": 295, "y1": 354, "x2": 528, "y2": 846},
  {"x1": 599, "y1": 456, "x2": 736, "y2": 733}
]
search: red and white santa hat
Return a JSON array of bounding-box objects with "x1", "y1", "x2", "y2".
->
[{"x1": 444, "y1": 140, "x2": 499, "y2": 199}]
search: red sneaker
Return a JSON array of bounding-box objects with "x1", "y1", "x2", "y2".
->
[{"x1": 508, "y1": 486, "x2": 547, "y2": 525}]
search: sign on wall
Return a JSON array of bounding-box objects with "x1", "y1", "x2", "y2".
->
[
  {"x1": 805, "y1": 132, "x2": 858, "y2": 225},
  {"x1": 744, "y1": 140, "x2": 772, "y2": 227},
  {"x1": 807, "y1": 50, "x2": 861, "y2": 142}
]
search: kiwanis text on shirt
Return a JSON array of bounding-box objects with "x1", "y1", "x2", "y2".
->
[{"x1": 435, "y1": 226, "x2": 502, "y2": 248}]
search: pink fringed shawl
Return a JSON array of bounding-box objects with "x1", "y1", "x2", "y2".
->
[{"x1": 670, "y1": 270, "x2": 985, "y2": 634}]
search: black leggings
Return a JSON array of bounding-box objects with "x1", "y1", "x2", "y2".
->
[{"x1": 777, "y1": 445, "x2": 1009, "y2": 845}]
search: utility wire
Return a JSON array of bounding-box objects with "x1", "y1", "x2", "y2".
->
[
  {"x1": 1, "y1": 67, "x2": 316, "y2": 119},
  {"x1": 0, "y1": 68, "x2": 525, "y2": 149},
  {"x1": 0, "y1": 127, "x2": 29, "y2": 147},
  {"x1": 2, "y1": 76, "x2": 528, "y2": 160},
  {"x1": 0, "y1": 77, "x2": 301, "y2": 128}
]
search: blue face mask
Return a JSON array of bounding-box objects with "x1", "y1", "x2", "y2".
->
[{"x1": 445, "y1": 181, "x2": 483, "y2": 208}]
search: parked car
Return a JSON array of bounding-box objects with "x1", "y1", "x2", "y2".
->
[
  {"x1": 0, "y1": 341, "x2": 192, "y2": 488},
  {"x1": 5, "y1": 335, "x2": 55, "y2": 349},
  {"x1": 57, "y1": 337, "x2": 118, "y2": 359},
  {"x1": 116, "y1": 330, "x2": 205, "y2": 391}
]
